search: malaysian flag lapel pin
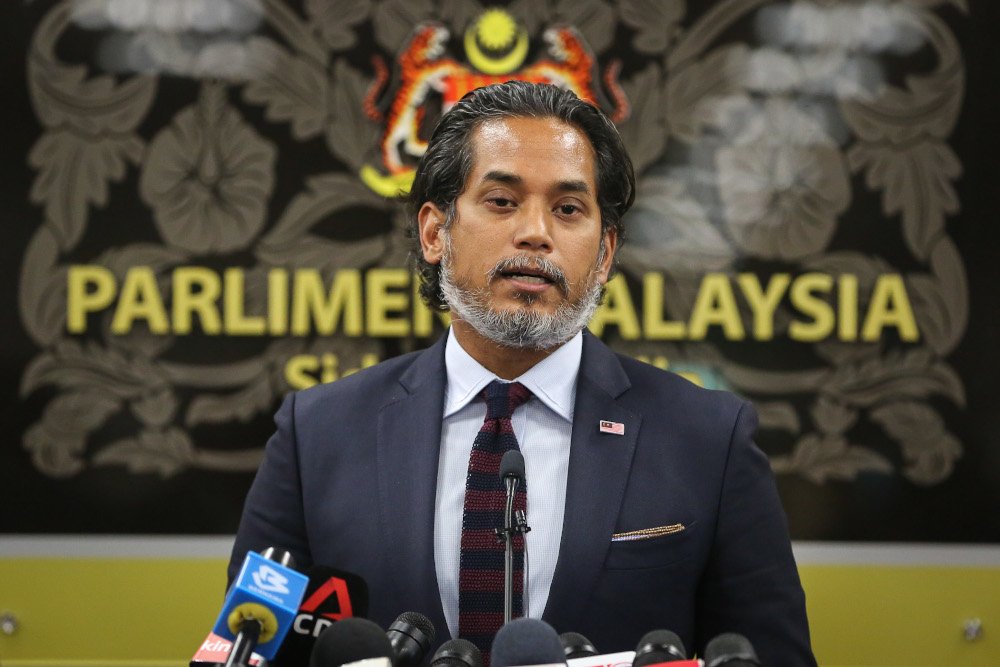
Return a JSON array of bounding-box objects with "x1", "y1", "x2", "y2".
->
[{"x1": 599, "y1": 420, "x2": 625, "y2": 435}]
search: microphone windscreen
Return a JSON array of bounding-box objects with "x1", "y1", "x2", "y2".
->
[
  {"x1": 633, "y1": 629, "x2": 686, "y2": 665},
  {"x1": 703, "y1": 633, "x2": 760, "y2": 667},
  {"x1": 274, "y1": 565, "x2": 370, "y2": 666},
  {"x1": 310, "y1": 618, "x2": 394, "y2": 667},
  {"x1": 559, "y1": 632, "x2": 598, "y2": 659},
  {"x1": 499, "y1": 450, "x2": 526, "y2": 481},
  {"x1": 387, "y1": 611, "x2": 436, "y2": 667},
  {"x1": 392, "y1": 611, "x2": 435, "y2": 639},
  {"x1": 431, "y1": 638, "x2": 483, "y2": 667},
  {"x1": 492, "y1": 618, "x2": 566, "y2": 667}
]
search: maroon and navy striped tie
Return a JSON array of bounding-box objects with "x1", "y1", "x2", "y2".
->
[{"x1": 458, "y1": 380, "x2": 531, "y2": 665}]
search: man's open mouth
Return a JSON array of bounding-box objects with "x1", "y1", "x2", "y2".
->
[
  {"x1": 488, "y1": 256, "x2": 569, "y2": 296},
  {"x1": 501, "y1": 268, "x2": 554, "y2": 285}
]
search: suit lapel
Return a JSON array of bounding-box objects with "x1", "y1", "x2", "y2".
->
[
  {"x1": 543, "y1": 333, "x2": 639, "y2": 633},
  {"x1": 376, "y1": 336, "x2": 449, "y2": 635}
]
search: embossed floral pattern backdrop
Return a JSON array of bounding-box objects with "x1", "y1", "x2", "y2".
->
[{"x1": 1, "y1": 0, "x2": 997, "y2": 541}]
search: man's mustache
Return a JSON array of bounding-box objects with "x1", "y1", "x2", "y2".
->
[{"x1": 486, "y1": 255, "x2": 570, "y2": 296}]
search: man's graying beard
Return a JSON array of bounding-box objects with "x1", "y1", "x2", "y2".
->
[{"x1": 439, "y1": 240, "x2": 605, "y2": 350}]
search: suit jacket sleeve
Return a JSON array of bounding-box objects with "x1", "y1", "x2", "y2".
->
[
  {"x1": 694, "y1": 400, "x2": 815, "y2": 666},
  {"x1": 227, "y1": 392, "x2": 313, "y2": 585}
]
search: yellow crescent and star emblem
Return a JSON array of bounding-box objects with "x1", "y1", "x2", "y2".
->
[{"x1": 464, "y1": 9, "x2": 530, "y2": 75}]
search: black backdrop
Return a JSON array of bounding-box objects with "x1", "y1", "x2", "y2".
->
[{"x1": 1, "y1": 0, "x2": 997, "y2": 541}]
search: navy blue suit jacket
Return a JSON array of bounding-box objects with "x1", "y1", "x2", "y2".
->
[{"x1": 229, "y1": 332, "x2": 815, "y2": 665}]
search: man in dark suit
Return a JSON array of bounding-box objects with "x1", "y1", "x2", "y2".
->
[{"x1": 230, "y1": 81, "x2": 815, "y2": 665}]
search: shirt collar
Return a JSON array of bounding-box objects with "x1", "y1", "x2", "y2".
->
[{"x1": 443, "y1": 327, "x2": 582, "y2": 421}]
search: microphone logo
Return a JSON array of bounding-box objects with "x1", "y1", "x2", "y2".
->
[
  {"x1": 300, "y1": 577, "x2": 354, "y2": 620},
  {"x1": 252, "y1": 564, "x2": 291, "y2": 594},
  {"x1": 288, "y1": 576, "x2": 357, "y2": 639}
]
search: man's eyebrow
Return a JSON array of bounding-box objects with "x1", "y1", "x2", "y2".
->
[
  {"x1": 480, "y1": 170, "x2": 523, "y2": 186},
  {"x1": 479, "y1": 171, "x2": 592, "y2": 196},
  {"x1": 554, "y1": 179, "x2": 592, "y2": 195}
]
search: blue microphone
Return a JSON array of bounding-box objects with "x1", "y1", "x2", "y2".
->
[{"x1": 212, "y1": 548, "x2": 309, "y2": 664}]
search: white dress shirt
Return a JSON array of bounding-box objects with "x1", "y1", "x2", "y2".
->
[{"x1": 434, "y1": 327, "x2": 581, "y2": 639}]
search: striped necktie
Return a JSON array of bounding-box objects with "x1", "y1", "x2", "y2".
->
[{"x1": 458, "y1": 380, "x2": 532, "y2": 664}]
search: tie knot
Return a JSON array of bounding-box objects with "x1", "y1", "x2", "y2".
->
[{"x1": 483, "y1": 380, "x2": 532, "y2": 420}]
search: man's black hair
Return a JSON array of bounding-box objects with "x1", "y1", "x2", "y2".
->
[{"x1": 406, "y1": 80, "x2": 636, "y2": 311}]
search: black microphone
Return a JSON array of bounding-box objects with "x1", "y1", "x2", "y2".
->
[
  {"x1": 498, "y1": 450, "x2": 528, "y2": 624},
  {"x1": 703, "y1": 633, "x2": 761, "y2": 667},
  {"x1": 387, "y1": 611, "x2": 436, "y2": 667},
  {"x1": 431, "y1": 638, "x2": 483, "y2": 667},
  {"x1": 500, "y1": 450, "x2": 526, "y2": 527},
  {"x1": 559, "y1": 632, "x2": 598, "y2": 659},
  {"x1": 500, "y1": 449, "x2": 526, "y2": 483},
  {"x1": 273, "y1": 566, "x2": 370, "y2": 666},
  {"x1": 633, "y1": 629, "x2": 687, "y2": 665},
  {"x1": 492, "y1": 618, "x2": 566, "y2": 667},
  {"x1": 310, "y1": 617, "x2": 394, "y2": 667}
]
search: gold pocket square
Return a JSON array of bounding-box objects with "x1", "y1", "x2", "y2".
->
[{"x1": 611, "y1": 524, "x2": 685, "y2": 542}]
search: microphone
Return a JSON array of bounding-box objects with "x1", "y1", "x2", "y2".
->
[
  {"x1": 633, "y1": 630, "x2": 687, "y2": 665},
  {"x1": 211, "y1": 548, "x2": 309, "y2": 666},
  {"x1": 492, "y1": 618, "x2": 566, "y2": 667},
  {"x1": 498, "y1": 450, "x2": 529, "y2": 624},
  {"x1": 387, "y1": 611, "x2": 436, "y2": 667},
  {"x1": 310, "y1": 617, "x2": 394, "y2": 667},
  {"x1": 703, "y1": 633, "x2": 761, "y2": 667},
  {"x1": 431, "y1": 638, "x2": 483, "y2": 667},
  {"x1": 559, "y1": 632, "x2": 598, "y2": 659},
  {"x1": 273, "y1": 565, "x2": 370, "y2": 666},
  {"x1": 500, "y1": 449, "x2": 526, "y2": 483}
]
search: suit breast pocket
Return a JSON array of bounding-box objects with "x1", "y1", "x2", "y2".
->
[{"x1": 603, "y1": 521, "x2": 699, "y2": 571}]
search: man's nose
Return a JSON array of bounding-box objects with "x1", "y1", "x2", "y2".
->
[{"x1": 512, "y1": 202, "x2": 553, "y2": 251}]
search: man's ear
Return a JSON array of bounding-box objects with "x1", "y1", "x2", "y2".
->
[
  {"x1": 418, "y1": 202, "x2": 447, "y2": 265},
  {"x1": 597, "y1": 227, "x2": 618, "y2": 284}
]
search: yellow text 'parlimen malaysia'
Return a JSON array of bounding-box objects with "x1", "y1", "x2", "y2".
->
[{"x1": 66, "y1": 266, "x2": 920, "y2": 344}]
